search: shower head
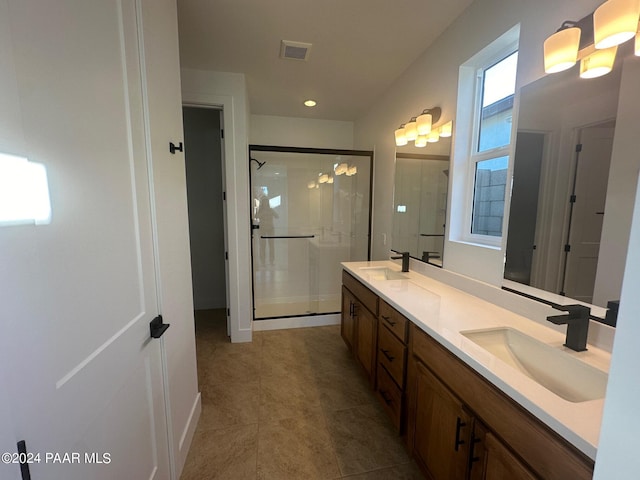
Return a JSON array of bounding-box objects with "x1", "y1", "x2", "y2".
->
[{"x1": 250, "y1": 158, "x2": 266, "y2": 170}]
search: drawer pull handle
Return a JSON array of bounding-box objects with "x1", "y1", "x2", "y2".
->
[
  {"x1": 454, "y1": 417, "x2": 466, "y2": 451},
  {"x1": 379, "y1": 389, "x2": 392, "y2": 405},
  {"x1": 381, "y1": 315, "x2": 396, "y2": 326},
  {"x1": 381, "y1": 349, "x2": 395, "y2": 362},
  {"x1": 469, "y1": 434, "x2": 482, "y2": 468}
]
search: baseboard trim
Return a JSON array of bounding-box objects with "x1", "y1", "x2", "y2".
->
[
  {"x1": 176, "y1": 392, "x2": 201, "y2": 477},
  {"x1": 252, "y1": 313, "x2": 340, "y2": 331}
]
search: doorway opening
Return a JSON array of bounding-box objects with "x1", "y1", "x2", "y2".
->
[
  {"x1": 249, "y1": 145, "x2": 373, "y2": 325},
  {"x1": 183, "y1": 106, "x2": 229, "y2": 335}
]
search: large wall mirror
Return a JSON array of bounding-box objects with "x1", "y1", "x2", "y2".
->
[
  {"x1": 504, "y1": 56, "x2": 635, "y2": 321},
  {"x1": 392, "y1": 137, "x2": 451, "y2": 267}
]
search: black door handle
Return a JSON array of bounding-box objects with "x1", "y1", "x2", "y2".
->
[{"x1": 150, "y1": 315, "x2": 170, "y2": 339}]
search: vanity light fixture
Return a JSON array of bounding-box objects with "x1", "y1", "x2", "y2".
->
[
  {"x1": 415, "y1": 135, "x2": 428, "y2": 147},
  {"x1": 543, "y1": 0, "x2": 640, "y2": 79},
  {"x1": 594, "y1": 0, "x2": 640, "y2": 49},
  {"x1": 394, "y1": 125, "x2": 408, "y2": 146},
  {"x1": 346, "y1": 165, "x2": 357, "y2": 176},
  {"x1": 580, "y1": 45, "x2": 618, "y2": 78},
  {"x1": 404, "y1": 118, "x2": 418, "y2": 141},
  {"x1": 543, "y1": 25, "x2": 582, "y2": 73},
  {"x1": 440, "y1": 120, "x2": 453, "y2": 137},
  {"x1": 318, "y1": 173, "x2": 329, "y2": 184},
  {"x1": 393, "y1": 107, "x2": 451, "y2": 147}
]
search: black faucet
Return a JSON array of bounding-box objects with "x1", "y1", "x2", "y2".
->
[
  {"x1": 391, "y1": 251, "x2": 410, "y2": 272},
  {"x1": 546, "y1": 304, "x2": 591, "y2": 352}
]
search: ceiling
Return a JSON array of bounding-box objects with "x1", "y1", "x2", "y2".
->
[{"x1": 177, "y1": 0, "x2": 475, "y2": 121}]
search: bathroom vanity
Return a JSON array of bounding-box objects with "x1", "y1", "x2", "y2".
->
[{"x1": 341, "y1": 261, "x2": 609, "y2": 479}]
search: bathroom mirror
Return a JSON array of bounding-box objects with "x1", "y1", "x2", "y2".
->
[
  {"x1": 392, "y1": 138, "x2": 451, "y2": 267},
  {"x1": 503, "y1": 57, "x2": 634, "y2": 320}
]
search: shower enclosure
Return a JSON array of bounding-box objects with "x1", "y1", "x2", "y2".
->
[{"x1": 249, "y1": 146, "x2": 373, "y2": 320}]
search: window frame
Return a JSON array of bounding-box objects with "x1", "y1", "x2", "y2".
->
[{"x1": 462, "y1": 43, "x2": 519, "y2": 247}]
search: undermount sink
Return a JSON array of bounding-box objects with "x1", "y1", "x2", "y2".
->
[
  {"x1": 461, "y1": 327, "x2": 608, "y2": 403},
  {"x1": 359, "y1": 266, "x2": 407, "y2": 281}
]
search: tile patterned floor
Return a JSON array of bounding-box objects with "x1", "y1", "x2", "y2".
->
[{"x1": 180, "y1": 309, "x2": 423, "y2": 480}]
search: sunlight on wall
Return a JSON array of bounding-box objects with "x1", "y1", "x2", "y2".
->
[{"x1": 0, "y1": 152, "x2": 52, "y2": 226}]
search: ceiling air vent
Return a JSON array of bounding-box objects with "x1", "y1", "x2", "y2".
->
[{"x1": 280, "y1": 40, "x2": 312, "y2": 61}]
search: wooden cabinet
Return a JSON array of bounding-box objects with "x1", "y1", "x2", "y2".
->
[
  {"x1": 375, "y1": 300, "x2": 409, "y2": 432},
  {"x1": 406, "y1": 323, "x2": 594, "y2": 480},
  {"x1": 412, "y1": 361, "x2": 486, "y2": 479},
  {"x1": 342, "y1": 271, "x2": 378, "y2": 385}
]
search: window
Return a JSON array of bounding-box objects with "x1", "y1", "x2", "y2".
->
[{"x1": 469, "y1": 50, "x2": 518, "y2": 239}]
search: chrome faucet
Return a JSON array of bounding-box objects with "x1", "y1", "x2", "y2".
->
[
  {"x1": 547, "y1": 304, "x2": 590, "y2": 352},
  {"x1": 391, "y1": 251, "x2": 410, "y2": 272}
]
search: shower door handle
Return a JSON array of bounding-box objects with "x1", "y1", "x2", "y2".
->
[{"x1": 260, "y1": 235, "x2": 315, "y2": 239}]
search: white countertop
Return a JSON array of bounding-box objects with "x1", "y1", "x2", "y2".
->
[{"x1": 342, "y1": 260, "x2": 610, "y2": 460}]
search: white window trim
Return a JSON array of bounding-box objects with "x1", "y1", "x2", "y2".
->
[{"x1": 451, "y1": 25, "x2": 520, "y2": 249}]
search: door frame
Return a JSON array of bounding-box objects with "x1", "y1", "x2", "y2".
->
[{"x1": 248, "y1": 144, "x2": 374, "y2": 322}]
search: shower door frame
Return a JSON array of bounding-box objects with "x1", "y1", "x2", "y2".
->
[{"x1": 248, "y1": 144, "x2": 374, "y2": 321}]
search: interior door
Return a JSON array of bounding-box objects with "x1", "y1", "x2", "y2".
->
[
  {"x1": 563, "y1": 125, "x2": 615, "y2": 302},
  {"x1": 0, "y1": 1, "x2": 170, "y2": 479}
]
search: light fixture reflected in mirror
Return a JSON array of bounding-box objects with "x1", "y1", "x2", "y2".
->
[
  {"x1": 334, "y1": 162, "x2": 348, "y2": 175},
  {"x1": 393, "y1": 107, "x2": 452, "y2": 147}
]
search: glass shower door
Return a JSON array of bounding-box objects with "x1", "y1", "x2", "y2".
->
[{"x1": 250, "y1": 147, "x2": 372, "y2": 320}]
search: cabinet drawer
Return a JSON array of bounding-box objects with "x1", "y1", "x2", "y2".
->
[
  {"x1": 378, "y1": 323, "x2": 407, "y2": 388},
  {"x1": 376, "y1": 365, "x2": 403, "y2": 432},
  {"x1": 342, "y1": 270, "x2": 378, "y2": 316},
  {"x1": 379, "y1": 300, "x2": 408, "y2": 342}
]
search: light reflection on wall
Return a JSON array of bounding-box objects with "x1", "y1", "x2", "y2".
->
[{"x1": 0, "y1": 152, "x2": 52, "y2": 226}]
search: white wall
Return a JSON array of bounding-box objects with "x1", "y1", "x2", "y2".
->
[
  {"x1": 181, "y1": 68, "x2": 253, "y2": 342},
  {"x1": 250, "y1": 114, "x2": 354, "y2": 149}
]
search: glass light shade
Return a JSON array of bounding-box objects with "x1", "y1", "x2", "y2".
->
[
  {"x1": 415, "y1": 135, "x2": 428, "y2": 147},
  {"x1": 404, "y1": 119, "x2": 418, "y2": 141},
  {"x1": 327, "y1": 176, "x2": 334, "y2": 184},
  {"x1": 427, "y1": 129, "x2": 440, "y2": 143},
  {"x1": 440, "y1": 120, "x2": 453, "y2": 137},
  {"x1": 594, "y1": 0, "x2": 640, "y2": 49},
  {"x1": 307, "y1": 181, "x2": 316, "y2": 189},
  {"x1": 580, "y1": 46, "x2": 618, "y2": 78},
  {"x1": 318, "y1": 173, "x2": 329, "y2": 184},
  {"x1": 416, "y1": 113, "x2": 432, "y2": 135},
  {"x1": 636, "y1": 32, "x2": 640, "y2": 55},
  {"x1": 543, "y1": 27, "x2": 581, "y2": 73},
  {"x1": 394, "y1": 127, "x2": 407, "y2": 146},
  {"x1": 346, "y1": 165, "x2": 357, "y2": 176}
]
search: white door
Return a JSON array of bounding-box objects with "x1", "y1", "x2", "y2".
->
[
  {"x1": 564, "y1": 125, "x2": 615, "y2": 303},
  {"x1": 0, "y1": 1, "x2": 170, "y2": 479}
]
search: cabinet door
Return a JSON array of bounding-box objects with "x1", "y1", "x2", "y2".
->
[
  {"x1": 413, "y1": 361, "x2": 472, "y2": 480},
  {"x1": 341, "y1": 286, "x2": 356, "y2": 349},
  {"x1": 483, "y1": 432, "x2": 536, "y2": 480},
  {"x1": 355, "y1": 301, "x2": 377, "y2": 382}
]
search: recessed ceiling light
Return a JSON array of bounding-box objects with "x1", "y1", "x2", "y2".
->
[{"x1": 304, "y1": 99, "x2": 317, "y2": 107}]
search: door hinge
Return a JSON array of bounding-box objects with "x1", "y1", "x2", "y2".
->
[
  {"x1": 575, "y1": 143, "x2": 583, "y2": 152},
  {"x1": 150, "y1": 315, "x2": 170, "y2": 339},
  {"x1": 570, "y1": 194, "x2": 577, "y2": 203},
  {"x1": 564, "y1": 244, "x2": 571, "y2": 252},
  {"x1": 223, "y1": 191, "x2": 226, "y2": 201},
  {"x1": 220, "y1": 129, "x2": 224, "y2": 139},
  {"x1": 227, "y1": 308, "x2": 230, "y2": 317},
  {"x1": 169, "y1": 141, "x2": 183, "y2": 154},
  {"x1": 225, "y1": 251, "x2": 228, "y2": 260}
]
